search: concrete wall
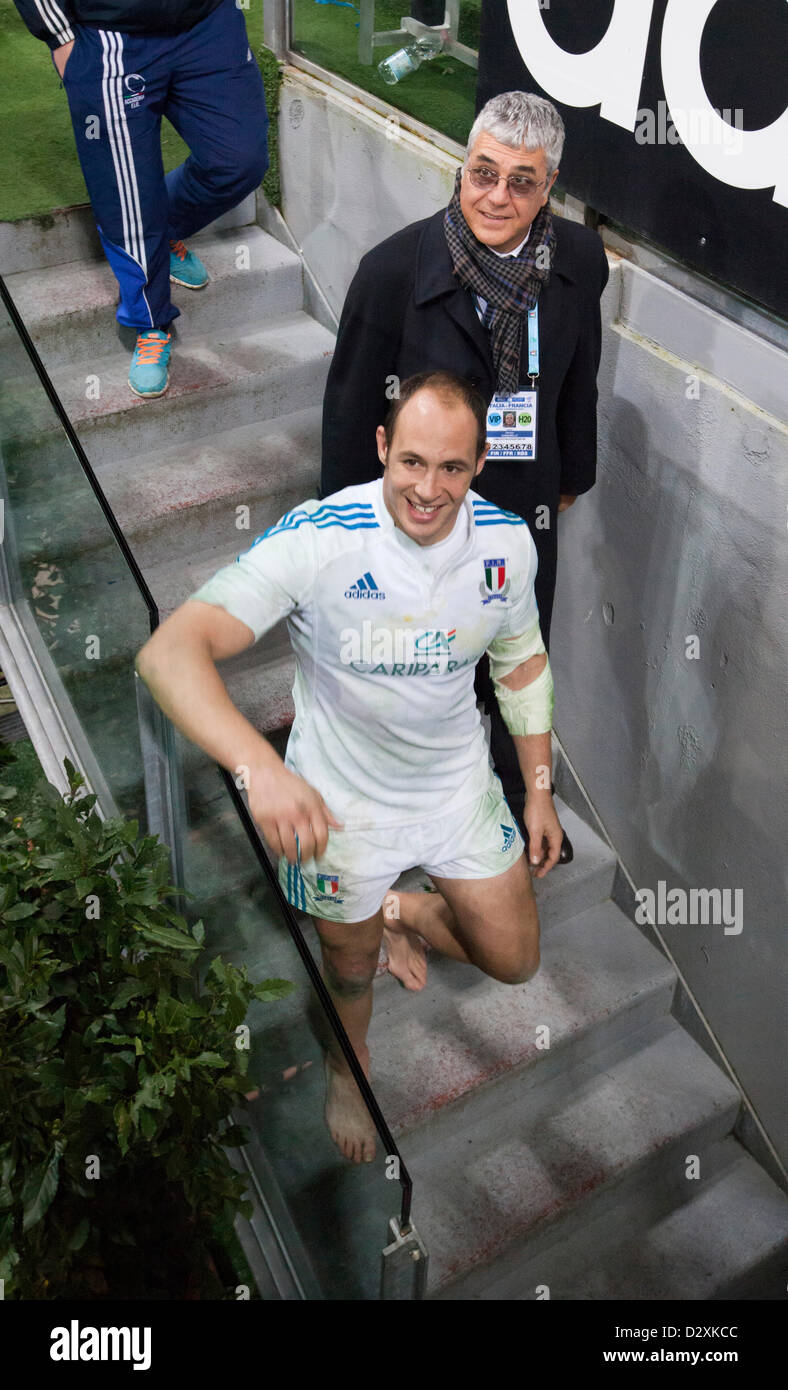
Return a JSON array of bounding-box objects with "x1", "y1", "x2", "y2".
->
[
  {"x1": 278, "y1": 69, "x2": 460, "y2": 320},
  {"x1": 553, "y1": 274, "x2": 788, "y2": 1165},
  {"x1": 277, "y1": 66, "x2": 788, "y2": 1166}
]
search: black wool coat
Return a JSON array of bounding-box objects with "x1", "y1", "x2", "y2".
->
[{"x1": 321, "y1": 209, "x2": 609, "y2": 644}]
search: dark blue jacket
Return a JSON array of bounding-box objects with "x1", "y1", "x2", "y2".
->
[{"x1": 13, "y1": 0, "x2": 223, "y2": 48}]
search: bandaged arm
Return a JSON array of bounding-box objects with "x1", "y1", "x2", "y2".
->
[{"x1": 486, "y1": 618, "x2": 554, "y2": 737}]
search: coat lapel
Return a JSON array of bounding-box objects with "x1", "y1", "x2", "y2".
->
[{"x1": 414, "y1": 212, "x2": 493, "y2": 374}]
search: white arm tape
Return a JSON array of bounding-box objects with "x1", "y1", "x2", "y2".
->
[
  {"x1": 491, "y1": 660, "x2": 554, "y2": 736},
  {"x1": 487, "y1": 619, "x2": 554, "y2": 736}
]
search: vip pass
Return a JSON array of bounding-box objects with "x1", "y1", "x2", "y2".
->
[
  {"x1": 486, "y1": 389, "x2": 538, "y2": 461},
  {"x1": 485, "y1": 307, "x2": 539, "y2": 461}
]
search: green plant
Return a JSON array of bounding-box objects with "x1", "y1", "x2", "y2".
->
[
  {"x1": 0, "y1": 754, "x2": 292, "y2": 1299},
  {"x1": 258, "y1": 44, "x2": 283, "y2": 209}
]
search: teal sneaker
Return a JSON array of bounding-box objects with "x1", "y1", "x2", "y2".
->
[
  {"x1": 128, "y1": 330, "x2": 171, "y2": 399},
  {"x1": 169, "y1": 238, "x2": 209, "y2": 289}
]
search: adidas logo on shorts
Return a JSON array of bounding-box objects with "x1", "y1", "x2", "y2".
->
[
  {"x1": 344, "y1": 571, "x2": 386, "y2": 599},
  {"x1": 500, "y1": 824, "x2": 517, "y2": 853}
]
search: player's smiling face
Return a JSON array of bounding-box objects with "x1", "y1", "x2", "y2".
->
[{"x1": 378, "y1": 389, "x2": 487, "y2": 545}]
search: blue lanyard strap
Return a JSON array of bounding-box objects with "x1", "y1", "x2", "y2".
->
[{"x1": 527, "y1": 305, "x2": 539, "y2": 383}]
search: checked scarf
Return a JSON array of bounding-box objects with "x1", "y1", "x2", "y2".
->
[{"x1": 443, "y1": 168, "x2": 556, "y2": 392}]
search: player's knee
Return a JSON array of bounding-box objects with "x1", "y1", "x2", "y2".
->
[
  {"x1": 198, "y1": 148, "x2": 267, "y2": 202},
  {"x1": 226, "y1": 147, "x2": 268, "y2": 197},
  {"x1": 495, "y1": 944, "x2": 540, "y2": 986},
  {"x1": 324, "y1": 953, "x2": 377, "y2": 999},
  {"x1": 239, "y1": 149, "x2": 269, "y2": 192}
]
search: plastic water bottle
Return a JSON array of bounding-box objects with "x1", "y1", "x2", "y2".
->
[{"x1": 378, "y1": 32, "x2": 444, "y2": 85}]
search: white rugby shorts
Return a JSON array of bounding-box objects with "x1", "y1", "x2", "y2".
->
[{"x1": 278, "y1": 782, "x2": 525, "y2": 923}]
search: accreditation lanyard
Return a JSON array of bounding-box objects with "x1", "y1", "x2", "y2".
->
[
  {"x1": 526, "y1": 305, "x2": 539, "y2": 385},
  {"x1": 485, "y1": 305, "x2": 539, "y2": 462}
]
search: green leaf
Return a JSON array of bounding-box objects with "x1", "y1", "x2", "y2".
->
[
  {"x1": 191, "y1": 919, "x2": 205, "y2": 945},
  {"x1": 139, "y1": 1107, "x2": 158, "y2": 1141},
  {"x1": 135, "y1": 924, "x2": 201, "y2": 951},
  {"x1": 3, "y1": 901, "x2": 39, "y2": 921},
  {"x1": 21, "y1": 1149, "x2": 61, "y2": 1232},
  {"x1": 83, "y1": 1083, "x2": 112, "y2": 1105},
  {"x1": 195, "y1": 1052, "x2": 228, "y2": 1069},
  {"x1": 111, "y1": 979, "x2": 147, "y2": 1009},
  {"x1": 67, "y1": 1217, "x2": 90, "y2": 1252},
  {"x1": 252, "y1": 978, "x2": 294, "y2": 1002},
  {"x1": 114, "y1": 1102, "x2": 132, "y2": 1155}
]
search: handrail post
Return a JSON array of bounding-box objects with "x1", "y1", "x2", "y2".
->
[{"x1": 263, "y1": 0, "x2": 289, "y2": 59}]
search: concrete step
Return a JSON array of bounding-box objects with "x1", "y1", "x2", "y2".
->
[
  {"x1": 370, "y1": 899, "x2": 675, "y2": 1137},
  {"x1": 401, "y1": 1021, "x2": 740, "y2": 1297},
  {"x1": 497, "y1": 1136, "x2": 788, "y2": 1301},
  {"x1": 35, "y1": 310, "x2": 335, "y2": 465},
  {"x1": 6, "y1": 225, "x2": 304, "y2": 369},
  {"x1": 13, "y1": 407, "x2": 321, "y2": 576},
  {"x1": 105, "y1": 407, "x2": 321, "y2": 570},
  {"x1": 0, "y1": 192, "x2": 257, "y2": 275}
]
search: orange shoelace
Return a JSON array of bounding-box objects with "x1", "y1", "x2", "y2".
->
[
  {"x1": 134, "y1": 332, "x2": 170, "y2": 364},
  {"x1": 169, "y1": 239, "x2": 188, "y2": 260}
]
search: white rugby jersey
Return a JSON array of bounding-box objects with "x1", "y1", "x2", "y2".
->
[{"x1": 189, "y1": 480, "x2": 540, "y2": 830}]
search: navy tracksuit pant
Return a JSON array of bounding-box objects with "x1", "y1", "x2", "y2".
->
[{"x1": 62, "y1": 0, "x2": 268, "y2": 329}]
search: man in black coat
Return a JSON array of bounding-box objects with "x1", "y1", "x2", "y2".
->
[{"x1": 321, "y1": 91, "x2": 609, "y2": 855}]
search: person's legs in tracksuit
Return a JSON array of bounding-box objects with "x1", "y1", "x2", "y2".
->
[{"x1": 61, "y1": 0, "x2": 268, "y2": 391}]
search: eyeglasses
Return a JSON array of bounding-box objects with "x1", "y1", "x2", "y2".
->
[{"x1": 466, "y1": 165, "x2": 551, "y2": 199}]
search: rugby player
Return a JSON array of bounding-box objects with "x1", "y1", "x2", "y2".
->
[{"x1": 135, "y1": 371, "x2": 562, "y2": 1163}]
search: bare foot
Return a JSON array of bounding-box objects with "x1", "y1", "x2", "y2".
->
[
  {"x1": 324, "y1": 1051, "x2": 377, "y2": 1163},
  {"x1": 382, "y1": 919, "x2": 428, "y2": 991}
]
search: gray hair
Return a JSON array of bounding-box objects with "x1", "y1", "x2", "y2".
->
[{"x1": 466, "y1": 92, "x2": 565, "y2": 174}]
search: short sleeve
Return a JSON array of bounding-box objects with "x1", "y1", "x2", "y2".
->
[
  {"x1": 188, "y1": 508, "x2": 320, "y2": 642},
  {"x1": 492, "y1": 522, "x2": 541, "y2": 642}
]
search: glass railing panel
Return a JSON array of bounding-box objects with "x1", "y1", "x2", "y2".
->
[
  {"x1": 176, "y1": 744, "x2": 411, "y2": 1299},
  {"x1": 0, "y1": 283, "x2": 154, "y2": 828},
  {"x1": 0, "y1": 279, "x2": 416, "y2": 1297},
  {"x1": 291, "y1": 0, "x2": 479, "y2": 145}
]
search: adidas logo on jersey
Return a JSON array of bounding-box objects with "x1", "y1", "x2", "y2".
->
[{"x1": 345, "y1": 571, "x2": 386, "y2": 600}]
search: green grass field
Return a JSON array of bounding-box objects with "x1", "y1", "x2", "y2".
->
[
  {"x1": 292, "y1": 0, "x2": 480, "y2": 146},
  {"x1": 0, "y1": 0, "x2": 478, "y2": 221},
  {"x1": 0, "y1": 0, "x2": 270, "y2": 221}
]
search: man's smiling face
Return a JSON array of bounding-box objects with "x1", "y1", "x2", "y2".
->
[
  {"x1": 378, "y1": 388, "x2": 487, "y2": 546},
  {"x1": 460, "y1": 133, "x2": 558, "y2": 253}
]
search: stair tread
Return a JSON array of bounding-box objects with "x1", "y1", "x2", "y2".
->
[
  {"x1": 5, "y1": 224, "x2": 301, "y2": 328},
  {"x1": 370, "y1": 899, "x2": 675, "y2": 1134},
  {"x1": 100, "y1": 406, "x2": 322, "y2": 539},
  {"x1": 43, "y1": 310, "x2": 335, "y2": 428},
  {"x1": 509, "y1": 1141, "x2": 788, "y2": 1300},
  {"x1": 405, "y1": 1023, "x2": 740, "y2": 1291}
]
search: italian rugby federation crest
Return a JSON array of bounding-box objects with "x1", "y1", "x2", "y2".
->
[
  {"x1": 316, "y1": 873, "x2": 340, "y2": 897},
  {"x1": 480, "y1": 557, "x2": 511, "y2": 604}
]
